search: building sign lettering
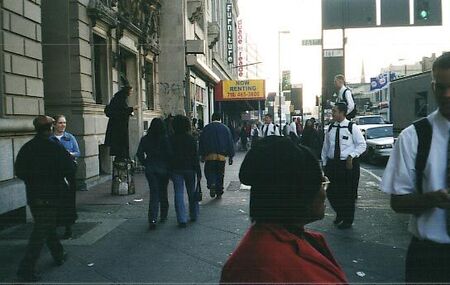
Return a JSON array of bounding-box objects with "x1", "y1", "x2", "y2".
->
[{"x1": 226, "y1": 2, "x2": 234, "y2": 63}]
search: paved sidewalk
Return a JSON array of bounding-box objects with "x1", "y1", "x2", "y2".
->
[{"x1": 0, "y1": 152, "x2": 410, "y2": 284}]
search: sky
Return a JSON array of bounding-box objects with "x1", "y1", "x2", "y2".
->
[{"x1": 237, "y1": 0, "x2": 450, "y2": 110}]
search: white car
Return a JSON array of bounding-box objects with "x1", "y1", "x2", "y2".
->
[
  {"x1": 358, "y1": 124, "x2": 394, "y2": 162},
  {"x1": 353, "y1": 115, "x2": 385, "y2": 125}
]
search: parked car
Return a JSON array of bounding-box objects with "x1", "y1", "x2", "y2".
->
[
  {"x1": 359, "y1": 124, "x2": 394, "y2": 163},
  {"x1": 353, "y1": 115, "x2": 385, "y2": 125}
]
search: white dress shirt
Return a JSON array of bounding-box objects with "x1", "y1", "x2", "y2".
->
[
  {"x1": 337, "y1": 85, "x2": 355, "y2": 115},
  {"x1": 289, "y1": 122, "x2": 298, "y2": 135},
  {"x1": 321, "y1": 119, "x2": 366, "y2": 166},
  {"x1": 260, "y1": 123, "x2": 280, "y2": 137},
  {"x1": 381, "y1": 110, "x2": 450, "y2": 244}
]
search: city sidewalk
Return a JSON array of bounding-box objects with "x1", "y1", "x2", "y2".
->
[{"x1": 0, "y1": 152, "x2": 410, "y2": 284}]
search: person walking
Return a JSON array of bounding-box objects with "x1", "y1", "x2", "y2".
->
[
  {"x1": 137, "y1": 118, "x2": 172, "y2": 230},
  {"x1": 104, "y1": 79, "x2": 138, "y2": 160},
  {"x1": 169, "y1": 115, "x2": 202, "y2": 227},
  {"x1": 50, "y1": 115, "x2": 80, "y2": 240},
  {"x1": 260, "y1": 114, "x2": 280, "y2": 137},
  {"x1": 15, "y1": 116, "x2": 77, "y2": 282},
  {"x1": 381, "y1": 52, "x2": 450, "y2": 283},
  {"x1": 334, "y1": 74, "x2": 356, "y2": 120},
  {"x1": 199, "y1": 113, "x2": 235, "y2": 199},
  {"x1": 220, "y1": 137, "x2": 348, "y2": 284},
  {"x1": 321, "y1": 103, "x2": 366, "y2": 229},
  {"x1": 300, "y1": 119, "x2": 322, "y2": 159}
]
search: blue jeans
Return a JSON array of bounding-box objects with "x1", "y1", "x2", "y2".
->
[
  {"x1": 145, "y1": 170, "x2": 169, "y2": 222},
  {"x1": 171, "y1": 170, "x2": 199, "y2": 224}
]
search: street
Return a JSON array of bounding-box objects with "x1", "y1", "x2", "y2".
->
[{"x1": 0, "y1": 152, "x2": 411, "y2": 284}]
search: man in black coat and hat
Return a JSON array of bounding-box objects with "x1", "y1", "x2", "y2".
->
[
  {"x1": 15, "y1": 115, "x2": 77, "y2": 282},
  {"x1": 104, "y1": 76, "x2": 138, "y2": 160}
]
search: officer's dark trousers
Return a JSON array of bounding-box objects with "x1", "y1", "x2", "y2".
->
[
  {"x1": 405, "y1": 237, "x2": 450, "y2": 283},
  {"x1": 324, "y1": 158, "x2": 360, "y2": 224},
  {"x1": 18, "y1": 204, "x2": 64, "y2": 273}
]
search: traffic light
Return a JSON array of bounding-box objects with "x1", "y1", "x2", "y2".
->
[
  {"x1": 414, "y1": 0, "x2": 442, "y2": 26},
  {"x1": 381, "y1": 0, "x2": 410, "y2": 27},
  {"x1": 417, "y1": 0, "x2": 430, "y2": 20}
]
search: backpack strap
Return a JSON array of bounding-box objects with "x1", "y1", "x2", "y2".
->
[
  {"x1": 348, "y1": 122, "x2": 353, "y2": 134},
  {"x1": 413, "y1": 118, "x2": 432, "y2": 194},
  {"x1": 328, "y1": 124, "x2": 334, "y2": 133},
  {"x1": 342, "y1": 89, "x2": 349, "y2": 105}
]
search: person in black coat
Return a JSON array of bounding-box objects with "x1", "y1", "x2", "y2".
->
[
  {"x1": 15, "y1": 116, "x2": 77, "y2": 282},
  {"x1": 169, "y1": 115, "x2": 202, "y2": 227},
  {"x1": 136, "y1": 118, "x2": 172, "y2": 230},
  {"x1": 300, "y1": 119, "x2": 322, "y2": 159},
  {"x1": 104, "y1": 85, "x2": 138, "y2": 159}
]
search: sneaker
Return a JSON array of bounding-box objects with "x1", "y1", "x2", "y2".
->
[
  {"x1": 337, "y1": 222, "x2": 352, "y2": 230},
  {"x1": 178, "y1": 222, "x2": 187, "y2": 228},
  {"x1": 149, "y1": 221, "x2": 157, "y2": 230},
  {"x1": 333, "y1": 217, "x2": 343, "y2": 225},
  {"x1": 17, "y1": 270, "x2": 41, "y2": 282},
  {"x1": 209, "y1": 188, "x2": 216, "y2": 198},
  {"x1": 54, "y1": 252, "x2": 68, "y2": 266}
]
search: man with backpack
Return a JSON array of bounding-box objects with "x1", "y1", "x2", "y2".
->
[
  {"x1": 381, "y1": 52, "x2": 450, "y2": 283},
  {"x1": 334, "y1": 74, "x2": 356, "y2": 120},
  {"x1": 321, "y1": 103, "x2": 366, "y2": 229},
  {"x1": 260, "y1": 114, "x2": 281, "y2": 137}
]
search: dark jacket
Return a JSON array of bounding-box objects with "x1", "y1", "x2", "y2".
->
[
  {"x1": 300, "y1": 128, "x2": 322, "y2": 159},
  {"x1": 104, "y1": 89, "x2": 134, "y2": 157},
  {"x1": 15, "y1": 135, "x2": 77, "y2": 206},
  {"x1": 136, "y1": 134, "x2": 172, "y2": 175},
  {"x1": 199, "y1": 122, "x2": 235, "y2": 158},
  {"x1": 169, "y1": 133, "x2": 201, "y2": 176}
]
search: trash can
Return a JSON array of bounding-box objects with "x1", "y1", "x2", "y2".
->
[{"x1": 111, "y1": 159, "x2": 135, "y2": 195}]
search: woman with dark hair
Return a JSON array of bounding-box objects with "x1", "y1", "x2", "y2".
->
[
  {"x1": 169, "y1": 115, "x2": 202, "y2": 228},
  {"x1": 51, "y1": 114, "x2": 79, "y2": 239},
  {"x1": 300, "y1": 118, "x2": 323, "y2": 159},
  {"x1": 221, "y1": 136, "x2": 348, "y2": 284},
  {"x1": 137, "y1": 118, "x2": 172, "y2": 230}
]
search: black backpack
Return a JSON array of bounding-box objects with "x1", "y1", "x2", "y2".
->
[
  {"x1": 328, "y1": 121, "x2": 354, "y2": 134},
  {"x1": 413, "y1": 118, "x2": 432, "y2": 194},
  {"x1": 342, "y1": 89, "x2": 357, "y2": 119}
]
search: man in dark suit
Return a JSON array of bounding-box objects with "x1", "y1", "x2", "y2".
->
[{"x1": 15, "y1": 115, "x2": 77, "y2": 282}]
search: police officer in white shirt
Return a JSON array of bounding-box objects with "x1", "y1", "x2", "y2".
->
[
  {"x1": 334, "y1": 74, "x2": 356, "y2": 120},
  {"x1": 321, "y1": 102, "x2": 366, "y2": 229},
  {"x1": 381, "y1": 52, "x2": 450, "y2": 283},
  {"x1": 260, "y1": 114, "x2": 281, "y2": 137}
]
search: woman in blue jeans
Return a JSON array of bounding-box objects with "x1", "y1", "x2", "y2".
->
[
  {"x1": 169, "y1": 115, "x2": 202, "y2": 228},
  {"x1": 137, "y1": 118, "x2": 172, "y2": 230}
]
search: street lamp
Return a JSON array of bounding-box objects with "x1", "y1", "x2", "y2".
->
[{"x1": 278, "y1": 30, "x2": 290, "y2": 129}]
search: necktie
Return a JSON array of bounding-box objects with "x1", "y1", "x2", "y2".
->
[
  {"x1": 334, "y1": 124, "x2": 341, "y2": 160},
  {"x1": 264, "y1": 125, "x2": 269, "y2": 137}
]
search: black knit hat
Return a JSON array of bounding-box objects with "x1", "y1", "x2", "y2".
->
[{"x1": 239, "y1": 136, "x2": 322, "y2": 222}]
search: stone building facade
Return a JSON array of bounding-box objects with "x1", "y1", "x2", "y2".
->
[
  {"x1": 0, "y1": 0, "x2": 44, "y2": 224},
  {"x1": 0, "y1": 0, "x2": 163, "y2": 224},
  {"x1": 159, "y1": 0, "x2": 239, "y2": 124}
]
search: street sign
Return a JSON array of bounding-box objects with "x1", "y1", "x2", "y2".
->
[
  {"x1": 323, "y1": 49, "x2": 344, "y2": 57},
  {"x1": 302, "y1": 39, "x2": 322, "y2": 46}
]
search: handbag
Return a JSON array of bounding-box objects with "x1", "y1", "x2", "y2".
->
[{"x1": 195, "y1": 180, "x2": 203, "y2": 202}]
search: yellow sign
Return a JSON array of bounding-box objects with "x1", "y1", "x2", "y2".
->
[{"x1": 221, "y1": 80, "x2": 265, "y2": 101}]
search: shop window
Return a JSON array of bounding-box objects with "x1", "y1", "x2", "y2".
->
[
  {"x1": 93, "y1": 34, "x2": 108, "y2": 104},
  {"x1": 144, "y1": 61, "x2": 154, "y2": 110}
]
